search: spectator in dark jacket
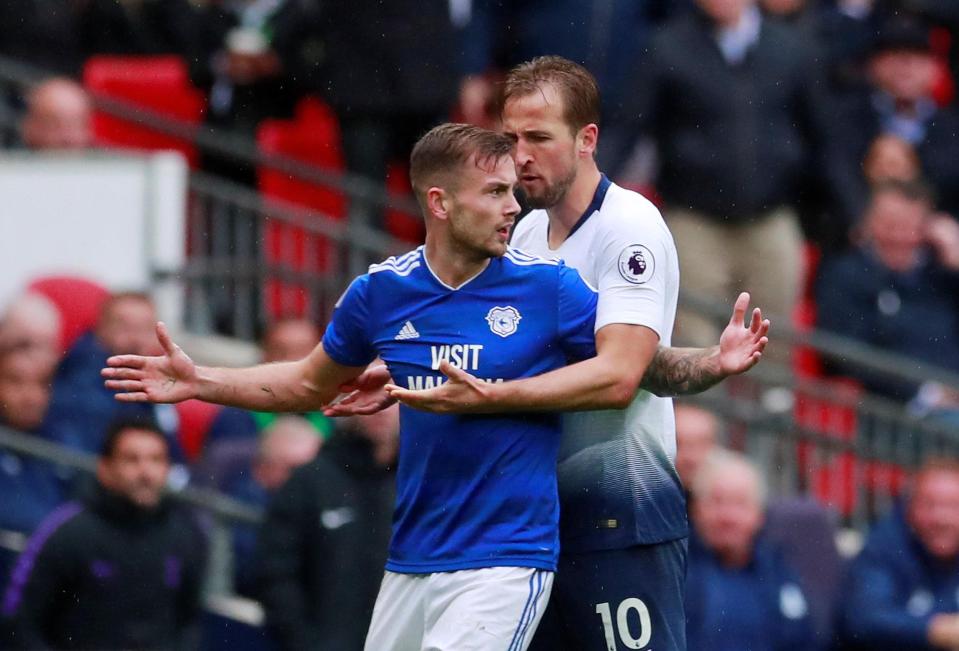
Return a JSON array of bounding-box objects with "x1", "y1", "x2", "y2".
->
[
  {"x1": 225, "y1": 415, "x2": 321, "y2": 596},
  {"x1": 841, "y1": 458, "x2": 959, "y2": 650},
  {"x1": 46, "y1": 292, "x2": 185, "y2": 462},
  {"x1": 0, "y1": 351, "x2": 64, "y2": 583},
  {"x1": 256, "y1": 406, "x2": 398, "y2": 651},
  {"x1": 834, "y1": 15, "x2": 959, "y2": 217},
  {"x1": 616, "y1": 0, "x2": 842, "y2": 359},
  {"x1": 0, "y1": 1, "x2": 84, "y2": 76},
  {"x1": 306, "y1": 0, "x2": 459, "y2": 229},
  {"x1": 457, "y1": 0, "x2": 680, "y2": 137},
  {"x1": 816, "y1": 180, "x2": 959, "y2": 400},
  {"x1": 1, "y1": 417, "x2": 207, "y2": 650},
  {"x1": 686, "y1": 450, "x2": 817, "y2": 651},
  {"x1": 76, "y1": 0, "x2": 200, "y2": 59},
  {"x1": 192, "y1": 0, "x2": 320, "y2": 183}
]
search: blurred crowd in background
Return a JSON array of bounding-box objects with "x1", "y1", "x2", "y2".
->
[{"x1": 1, "y1": 0, "x2": 959, "y2": 649}]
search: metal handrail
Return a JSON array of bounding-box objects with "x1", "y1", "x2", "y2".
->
[
  {"x1": 0, "y1": 425, "x2": 262, "y2": 525},
  {"x1": 187, "y1": 171, "x2": 409, "y2": 255}
]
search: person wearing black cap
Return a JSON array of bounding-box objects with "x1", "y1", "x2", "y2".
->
[{"x1": 833, "y1": 14, "x2": 959, "y2": 220}]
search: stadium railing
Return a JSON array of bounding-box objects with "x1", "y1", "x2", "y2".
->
[{"x1": 679, "y1": 291, "x2": 959, "y2": 530}]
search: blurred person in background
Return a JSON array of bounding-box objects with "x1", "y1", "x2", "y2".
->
[
  {"x1": 0, "y1": 292, "x2": 61, "y2": 375},
  {"x1": 862, "y1": 133, "x2": 923, "y2": 187},
  {"x1": 0, "y1": 2, "x2": 84, "y2": 76},
  {"x1": 816, "y1": 180, "x2": 959, "y2": 401},
  {"x1": 306, "y1": 0, "x2": 458, "y2": 229},
  {"x1": 1, "y1": 418, "x2": 207, "y2": 650},
  {"x1": 262, "y1": 317, "x2": 321, "y2": 364},
  {"x1": 226, "y1": 415, "x2": 321, "y2": 596},
  {"x1": 841, "y1": 459, "x2": 959, "y2": 650},
  {"x1": 193, "y1": 0, "x2": 321, "y2": 183},
  {"x1": 46, "y1": 292, "x2": 186, "y2": 462},
  {"x1": 613, "y1": 0, "x2": 840, "y2": 359},
  {"x1": 686, "y1": 450, "x2": 817, "y2": 651},
  {"x1": 834, "y1": 15, "x2": 959, "y2": 217},
  {"x1": 75, "y1": 0, "x2": 199, "y2": 59},
  {"x1": 674, "y1": 402, "x2": 722, "y2": 491},
  {"x1": 18, "y1": 78, "x2": 93, "y2": 152},
  {"x1": 256, "y1": 405, "x2": 398, "y2": 651},
  {"x1": 457, "y1": 0, "x2": 680, "y2": 159},
  {"x1": 0, "y1": 350, "x2": 64, "y2": 582}
]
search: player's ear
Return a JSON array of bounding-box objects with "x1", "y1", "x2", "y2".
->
[
  {"x1": 577, "y1": 123, "x2": 599, "y2": 158},
  {"x1": 426, "y1": 187, "x2": 451, "y2": 221}
]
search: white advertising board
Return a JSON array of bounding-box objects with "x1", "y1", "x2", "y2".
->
[{"x1": 0, "y1": 151, "x2": 187, "y2": 326}]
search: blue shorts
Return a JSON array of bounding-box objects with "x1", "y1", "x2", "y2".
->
[{"x1": 529, "y1": 538, "x2": 687, "y2": 651}]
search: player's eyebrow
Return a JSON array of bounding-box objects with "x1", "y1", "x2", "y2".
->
[
  {"x1": 521, "y1": 129, "x2": 551, "y2": 140},
  {"x1": 483, "y1": 180, "x2": 513, "y2": 193}
]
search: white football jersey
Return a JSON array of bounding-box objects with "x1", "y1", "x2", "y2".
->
[{"x1": 510, "y1": 175, "x2": 687, "y2": 551}]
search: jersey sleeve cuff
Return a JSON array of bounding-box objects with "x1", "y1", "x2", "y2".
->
[
  {"x1": 320, "y1": 339, "x2": 375, "y2": 368},
  {"x1": 595, "y1": 314, "x2": 663, "y2": 340}
]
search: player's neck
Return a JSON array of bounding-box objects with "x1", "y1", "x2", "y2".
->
[
  {"x1": 546, "y1": 166, "x2": 603, "y2": 248},
  {"x1": 424, "y1": 237, "x2": 491, "y2": 289}
]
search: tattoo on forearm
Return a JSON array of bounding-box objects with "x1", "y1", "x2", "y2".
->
[{"x1": 641, "y1": 346, "x2": 722, "y2": 397}]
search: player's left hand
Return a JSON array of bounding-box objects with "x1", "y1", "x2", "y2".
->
[
  {"x1": 323, "y1": 364, "x2": 396, "y2": 416},
  {"x1": 719, "y1": 292, "x2": 770, "y2": 376},
  {"x1": 385, "y1": 360, "x2": 492, "y2": 413}
]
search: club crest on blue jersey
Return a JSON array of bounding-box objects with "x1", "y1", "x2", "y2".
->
[
  {"x1": 485, "y1": 306, "x2": 522, "y2": 338},
  {"x1": 617, "y1": 244, "x2": 656, "y2": 285}
]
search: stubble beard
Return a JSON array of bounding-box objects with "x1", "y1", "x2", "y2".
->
[{"x1": 524, "y1": 163, "x2": 577, "y2": 210}]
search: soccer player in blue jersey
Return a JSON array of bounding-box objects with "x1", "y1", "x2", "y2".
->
[
  {"x1": 101, "y1": 123, "x2": 637, "y2": 650},
  {"x1": 381, "y1": 57, "x2": 770, "y2": 651}
]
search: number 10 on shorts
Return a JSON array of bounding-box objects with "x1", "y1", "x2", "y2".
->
[{"x1": 595, "y1": 598, "x2": 652, "y2": 650}]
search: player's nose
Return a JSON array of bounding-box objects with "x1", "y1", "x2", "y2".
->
[
  {"x1": 504, "y1": 192, "x2": 521, "y2": 218},
  {"x1": 514, "y1": 140, "x2": 533, "y2": 167}
]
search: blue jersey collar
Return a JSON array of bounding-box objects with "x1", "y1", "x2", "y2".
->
[{"x1": 551, "y1": 174, "x2": 611, "y2": 244}]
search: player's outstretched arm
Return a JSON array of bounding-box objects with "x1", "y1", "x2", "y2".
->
[
  {"x1": 641, "y1": 292, "x2": 770, "y2": 397},
  {"x1": 102, "y1": 322, "x2": 366, "y2": 411},
  {"x1": 387, "y1": 323, "x2": 658, "y2": 414}
]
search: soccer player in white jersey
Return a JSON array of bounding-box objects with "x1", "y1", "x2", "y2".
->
[
  {"x1": 384, "y1": 57, "x2": 770, "y2": 651},
  {"x1": 100, "y1": 123, "x2": 645, "y2": 650}
]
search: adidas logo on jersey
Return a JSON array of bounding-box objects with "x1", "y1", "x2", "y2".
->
[{"x1": 395, "y1": 321, "x2": 420, "y2": 340}]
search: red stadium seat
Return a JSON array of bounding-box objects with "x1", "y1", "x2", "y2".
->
[
  {"x1": 174, "y1": 399, "x2": 223, "y2": 463},
  {"x1": 27, "y1": 275, "x2": 110, "y2": 353},
  {"x1": 931, "y1": 27, "x2": 956, "y2": 107},
  {"x1": 83, "y1": 56, "x2": 205, "y2": 166},
  {"x1": 257, "y1": 97, "x2": 346, "y2": 317},
  {"x1": 384, "y1": 162, "x2": 424, "y2": 244},
  {"x1": 793, "y1": 242, "x2": 823, "y2": 379}
]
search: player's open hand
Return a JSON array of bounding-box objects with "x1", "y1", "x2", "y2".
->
[
  {"x1": 385, "y1": 360, "x2": 492, "y2": 413},
  {"x1": 719, "y1": 292, "x2": 770, "y2": 376},
  {"x1": 324, "y1": 364, "x2": 397, "y2": 416},
  {"x1": 101, "y1": 322, "x2": 198, "y2": 403}
]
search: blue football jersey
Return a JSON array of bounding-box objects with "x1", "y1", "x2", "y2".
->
[{"x1": 322, "y1": 246, "x2": 597, "y2": 573}]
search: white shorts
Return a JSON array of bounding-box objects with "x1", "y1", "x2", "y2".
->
[{"x1": 364, "y1": 566, "x2": 554, "y2": 651}]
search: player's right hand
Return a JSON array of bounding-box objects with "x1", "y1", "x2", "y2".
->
[{"x1": 101, "y1": 322, "x2": 198, "y2": 404}]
